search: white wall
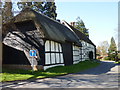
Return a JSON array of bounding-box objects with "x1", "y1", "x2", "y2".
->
[
  {"x1": 73, "y1": 45, "x2": 81, "y2": 64},
  {"x1": 44, "y1": 64, "x2": 64, "y2": 70},
  {"x1": 81, "y1": 41, "x2": 95, "y2": 60}
]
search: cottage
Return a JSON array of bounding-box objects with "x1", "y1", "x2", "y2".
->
[
  {"x1": 62, "y1": 21, "x2": 96, "y2": 63},
  {"x1": 2, "y1": 8, "x2": 82, "y2": 70}
]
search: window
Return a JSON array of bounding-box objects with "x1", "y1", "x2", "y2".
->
[
  {"x1": 45, "y1": 53, "x2": 50, "y2": 64},
  {"x1": 45, "y1": 40, "x2": 64, "y2": 65}
]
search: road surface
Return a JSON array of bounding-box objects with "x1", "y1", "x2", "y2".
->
[{"x1": 1, "y1": 61, "x2": 120, "y2": 88}]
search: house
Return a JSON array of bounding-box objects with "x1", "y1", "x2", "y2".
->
[
  {"x1": 62, "y1": 21, "x2": 96, "y2": 63},
  {"x1": 2, "y1": 8, "x2": 82, "y2": 70},
  {"x1": 2, "y1": 8, "x2": 96, "y2": 70}
]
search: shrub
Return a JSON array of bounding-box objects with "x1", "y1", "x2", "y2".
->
[
  {"x1": 118, "y1": 53, "x2": 120, "y2": 59},
  {"x1": 104, "y1": 56, "x2": 111, "y2": 60}
]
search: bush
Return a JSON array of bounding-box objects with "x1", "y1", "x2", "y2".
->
[
  {"x1": 108, "y1": 53, "x2": 117, "y2": 61},
  {"x1": 118, "y1": 53, "x2": 120, "y2": 59},
  {"x1": 104, "y1": 56, "x2": 111, "y2": 60}
]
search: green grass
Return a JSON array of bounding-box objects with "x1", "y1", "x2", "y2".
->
[
  {"x1": 46, "y1": 60, "x2": 100, "y2": 73},
  {"x1": 114, "y1": 61, "x2": 120, "y2": 64},
  {"x1": 1, "y1": 69, "x2": 64, "y2": 82},
  {"x1": 1, "y1": 60, "x2": 100, "y2": 82}
]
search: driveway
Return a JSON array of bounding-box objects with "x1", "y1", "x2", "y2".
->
[{"x1": 1, "y1": 61, "x2": 120, "y2": 88}]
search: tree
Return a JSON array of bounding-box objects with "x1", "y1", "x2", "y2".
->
[
  {"x1": 75, "y1": 17, "x2": 89, "y2": 37},
  {"x1": 108, "y1": 37, "x2": 117, "y2": 53},
  {"x1": 2, "y1": 1, "x2": 13, "y2": 23},
  {"x1": 108, "y1": 37, "x2": 117, "y2": 60},
  {"x1": 96, "y1": 46, "x2": 102, "y2": 56},
  {"x1": 17, "y1": 1, "x2": 57, "y2": 20},
  {"x1": 0, "y1": 2, "x2": 2, "y2": 41},
  {"x1": 17, "y1": 2, "x2": 44, "y2": 13},
  {"x1": 97, "y1": 41, "x2": 109, "y2": 58},
  {"x1": 0, "y1": 2, "x2": 2, "y2": 15},
  {"x1": 43, "y1": 2, "x2": 57, "y2": 20}
]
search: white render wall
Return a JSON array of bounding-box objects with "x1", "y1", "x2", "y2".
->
[
  {"x1": 45, "y1": 40, "x2": 64, "y2": 65},
  {"x1": 73, "y1": 45, "x2": 81, "y2": 64},
  {"x1": 81, "y1": 41, "x2": 95, "y2": 60},
  {"x1": 44, "y1": 64, "x2": 64, "y2": 70}
]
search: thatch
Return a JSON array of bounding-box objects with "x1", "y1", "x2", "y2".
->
[
  {"x1": 3, "y1": 8, "x2": 82, "y2": 47},
  {"x1": 63, "y1": 21, "x2": 96, "y2": 47}
]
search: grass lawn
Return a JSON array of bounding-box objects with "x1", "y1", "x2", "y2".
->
[
  {"x1": 1, "y1": 60, "x2": 100, "y2": 82},
  {"x1": 114, "y1": 61, "x2": 120, "y2": 64}
]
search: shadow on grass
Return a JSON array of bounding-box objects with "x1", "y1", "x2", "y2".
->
[
  {"x1": 2, "y1": 60, "x2": 100, "y2": 82},
  {"x1": 2, "y1": 61, "x2": 119, "y2": 88}
]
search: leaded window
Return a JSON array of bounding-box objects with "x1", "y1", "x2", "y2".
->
[{"x1": 45, "y1": 40, "x2": 64, "y2": 65}]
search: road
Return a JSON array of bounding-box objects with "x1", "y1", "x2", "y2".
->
[{"x1": 1, "y1": 61, "x2": 120, "y2": 88}]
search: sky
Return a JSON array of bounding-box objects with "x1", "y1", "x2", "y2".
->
[
  {"x1": 12, "y1": 1, "x2": 118, "y2": 47},
  {"x1": 55, "y1": 2, "x2": 118, "y2": 47}
]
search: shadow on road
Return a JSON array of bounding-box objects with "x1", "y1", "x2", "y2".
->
[{"x1": 2, "y1": 61, "x2": 119, "y2": 88}]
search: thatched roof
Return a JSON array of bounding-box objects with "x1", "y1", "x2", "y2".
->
[
  {"x1": 3, "y1": 8, "x2": 82, "y2": 47},
  {"x1": 63, "y1": 21, "x2": 96, "y2": 47}
]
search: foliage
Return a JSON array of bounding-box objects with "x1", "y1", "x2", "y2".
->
[
  {"x1": 75, "y1": 17, "x2": 89, "y2": 37},
  {"x1": 104, "y1": 56, "x2": 111, "y2": 60},
  {"x1": 114, "y1": 61, "x2": 120, "y2": 64},
  {"x1": 1, "y1": 60, "x2": 100, "y2": 82},
  {"x1": 108, "y1": 37, "x2": 117, "y2": 61},
  {"x1": 0, "y1": 2, "x2": 2, "y2": 15},
  {"x1": 17, "y1": 1, "x2": 57, "y2": 20},
  {"x1": 108, "y1": 37, "x2": 117, "y2": 53},
  {"x1": 118, "y1": 53, "x2": 120, "y2": 58},
  {"x1": 43, "y1": 2, "x2": 57, "y2": 20},
  {"x1": 17, "y1": 2, "x2": 44, "y2": 13},
  {"x1": 2, "y1": 1, "x2": 13, "y2": 23},
  {"x1": 97, "y1": 41, "x2": 109, "y2": 57}
]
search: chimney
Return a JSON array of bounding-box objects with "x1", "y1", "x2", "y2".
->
[
  {"x1": 56, "y1": 19, "x2": 61, "y2": 23},
  {"x1": 70, "y1": 22, "x2": 75, "y2": 27}
]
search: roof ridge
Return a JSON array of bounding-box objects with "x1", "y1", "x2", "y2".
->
[{"x1": 63, "y1": 21, "x2": 95, "y2": 46}]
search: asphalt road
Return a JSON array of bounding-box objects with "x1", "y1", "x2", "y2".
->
[{"x1": 1, "y1": 61, "x2": 120, "y2": 88}]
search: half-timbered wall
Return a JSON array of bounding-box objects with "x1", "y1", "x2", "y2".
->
[
  {"x1": 81, "y1": 41, "x2": 95, "y2": 60},
  {"x1": 45, "y1": 40, "x2": 64, "y2": 65},
  {"x1": 73, "y1": 45, "x2": 81, "y2": 64}
]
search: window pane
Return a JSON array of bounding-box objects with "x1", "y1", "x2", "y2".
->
[
  {"x1": 51, "y1": 41, "x2": 55, "y2": 51},
  {"x1": 51, "y1": 53, "x2": 55, "y2": 64},
  {"x1": 56, "y1": 43, "x2": 59, "y2": 52},
  {"x1": 59, "y1": 44, "x2": 62, "y2": 52},
  {"x1": 73, "y1": 45, "x2": 75, "y2": 50},
  {"x1": 45, "y1": 53, "x2": 50, "y2": 64},
  {"x1": 45, "y1": 40, "x2": 50, "y2": 51},
  {"x1": 74, "y1": 46, "x2": 77, "y2": 50},
  {"x1": 56, "y1": 53, "x2": 60, "y2": 63},
  {"x1": 60, "y1": 53, "x2": 64, "y2": 63}
]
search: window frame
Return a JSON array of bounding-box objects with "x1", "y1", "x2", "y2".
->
[{"x1": 45, "y1": 40, "x2": 64, "y2": 65}]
